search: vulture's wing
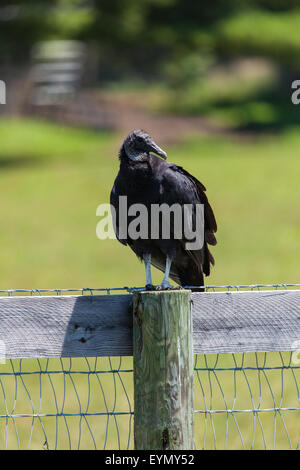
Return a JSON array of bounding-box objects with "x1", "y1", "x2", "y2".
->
[
  {"x1": 171, "y1": 164, "x2": 217, "y2": 244},
  {"x1": 110, "y1": 179, "x2": 127, "y2": 246},
  {"x1": 161, "y1": 163, "x2": 217, "y2": 276}
]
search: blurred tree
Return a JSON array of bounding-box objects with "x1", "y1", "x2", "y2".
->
[
  {"x1": 80, "y1": 0, "x2": 240, "y2": 79},
  {"x1": 2, "y1": 0, "x2": 300, "y2": 76},
  {"x1": 0, "y1": 0, "x2": 93, "y2": 63},
  {"x1": 1, "y1": 0, "x2": 300, "y2": 130},
  {"x1": 0, "y1": 1, "x2": 54, "y2": 62}
]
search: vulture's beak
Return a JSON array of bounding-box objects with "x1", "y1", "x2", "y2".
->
[{"x1": 149, "y1": 141, "x2": 167, "y2": 160}]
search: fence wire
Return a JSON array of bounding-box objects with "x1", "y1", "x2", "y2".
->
[
  {"x1": 0, "y1": 284, "x2": 299, "y2": 449},
  {"x1": 0, "y1": 357, "x2": 133, "y2": 450},
  {"x1": 194, "y1": 351, "x2": 300, "y2": 450}
]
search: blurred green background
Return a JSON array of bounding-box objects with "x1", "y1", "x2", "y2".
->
[{"x1": 0, "y1": 0, "x2": 299, "y2": 450}]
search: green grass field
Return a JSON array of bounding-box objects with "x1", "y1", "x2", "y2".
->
[{"x1": 0, "y1": 117, "x2": 299, "y2": 449}]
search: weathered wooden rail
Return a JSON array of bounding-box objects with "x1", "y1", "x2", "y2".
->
[
  {"x1": 0, "y1": 289, "x2": 299, "y2": 358},
  {"x1": 1, "y1": 288, "x2": 299, "y2": 450}
]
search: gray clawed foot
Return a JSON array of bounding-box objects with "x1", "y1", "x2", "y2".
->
[
  {"x1": 156, "y1": 283, "x2": 181, "y2": 291},
  {"x1": 145, "y1": 284, "x2": 184, "y2": 291},
  {"x1": 145, "y1": 284, "x2": 156, "y2": 291}
]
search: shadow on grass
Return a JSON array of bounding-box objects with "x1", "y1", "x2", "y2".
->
[
  {"x1": 0, "y1": 155, "x2": 41, "y2": 169},
  {"x1": 211, "y1": 85, "x2": 300, "y2": 134}
]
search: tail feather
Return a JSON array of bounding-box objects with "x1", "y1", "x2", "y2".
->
[{"x1": 177, "y1": 268, "x2": 205, "y2": 293}]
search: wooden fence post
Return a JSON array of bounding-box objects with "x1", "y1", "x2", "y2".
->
[{"x1": 133, "y1": 290, "x2": 194, "y2": 450}]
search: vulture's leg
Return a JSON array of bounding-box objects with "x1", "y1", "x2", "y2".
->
[
  {"x1": 159, "y1": 255, "x2": 173, "y2": 289},
  {"x1": 143, "y1": 253, "x2": 154, "y2": 290}
]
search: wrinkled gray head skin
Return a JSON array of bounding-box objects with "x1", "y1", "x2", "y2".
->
[{"x1": 123, "y1": 129, "x2": 167, "y2": 162}]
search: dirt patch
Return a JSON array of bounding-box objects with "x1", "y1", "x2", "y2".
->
[{"x1": 25, "y1": 89, "x2": 240, "y2": 145}]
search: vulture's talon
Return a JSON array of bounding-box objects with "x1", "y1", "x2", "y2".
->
[
  {"x1": 145, "y1": 284, "x2": 156, "y2": 291},
  {"x1": 155, "y1": 285, "x2": 164, "y2": 291},
  {"x1": 156, "y1": 284, "x2": 177, "y2": 291}
]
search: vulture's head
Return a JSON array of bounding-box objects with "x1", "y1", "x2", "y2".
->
[{"x1": 122, "y1": 129, "x2": 167, "y2": 162}]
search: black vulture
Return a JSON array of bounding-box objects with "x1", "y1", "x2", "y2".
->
[{"x1": 110, "y1": 129, "x2": 217, "y2": 291}]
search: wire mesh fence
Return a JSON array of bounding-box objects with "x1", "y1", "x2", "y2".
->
[
  {"x1": 0, "y1": 284, "x2": 299, "y2": 449},
  {"x1": 0, "y1": 356, "x2": 133, "y2": 450},
  {"x1": 194, "y1": 351, "x2": 300, "y2": 450}
]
